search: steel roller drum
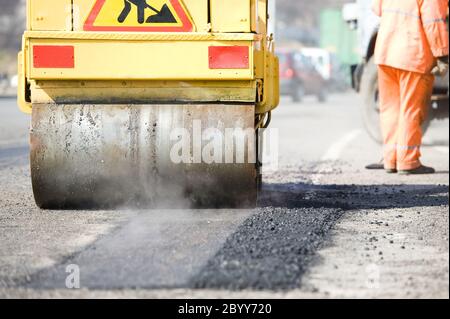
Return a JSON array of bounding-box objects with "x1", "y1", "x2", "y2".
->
[{"x1": 30, "y1": 104, "x2": 257, "y2": 209}]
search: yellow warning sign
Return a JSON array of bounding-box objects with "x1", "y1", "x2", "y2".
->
[{"x1": 84, "y1": 0, "x2": 193, "y2": 32}]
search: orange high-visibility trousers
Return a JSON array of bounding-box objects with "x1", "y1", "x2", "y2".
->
[{"x1": 378, "y1": 65, "x2": 435, "y2": 171}]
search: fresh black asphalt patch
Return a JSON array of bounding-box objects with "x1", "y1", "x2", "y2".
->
[{"x1": 191, "y1": 207, "x2": 344, "y2": 290}]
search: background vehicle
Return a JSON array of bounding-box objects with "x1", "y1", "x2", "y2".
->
[
  {"x1": 279, "y1": 50, "x2": 328, "y2": 102},
  {"x1": 301, "y1": 47, "x2": 333, "y2": 81},
  {"x1": 343, "y1": 0, "x2": 449, "y2": 143},
  {"x1": 9, "y1": 75, "x2": 18, "y2": 88},
  {"x1": 301, "y1": 47, "x2": 350, "y2": 92},
  {"x1": 0, "y1": 73, "x2": 8, "y2": 94}
]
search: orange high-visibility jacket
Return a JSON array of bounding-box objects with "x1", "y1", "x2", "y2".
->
[{"x1": 372, "y1": 0, "x2": 449, "y2": 74}]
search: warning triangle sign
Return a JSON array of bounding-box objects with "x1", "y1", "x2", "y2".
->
[{"x1": 84, "y1": 0, "x2": 194, "y2": 32}]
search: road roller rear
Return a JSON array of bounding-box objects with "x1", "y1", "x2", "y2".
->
[{"x1": 17, "y1": 0, "x2": 279, "y2": 209}]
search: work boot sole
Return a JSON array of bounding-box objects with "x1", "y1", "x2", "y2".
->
[
  {"x1": 366, "y1": 163, "x2": 385, "y2": 170},
  {"x1": 398, "y1": 166, "x2": 436, "y2": 175}
]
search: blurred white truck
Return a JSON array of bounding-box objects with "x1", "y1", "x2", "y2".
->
[{"x1": 343, "y1": 0, "x2": 449, "y2": 143}]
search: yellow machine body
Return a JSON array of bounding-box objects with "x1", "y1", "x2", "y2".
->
[
  {"x1": 18, "y1": 0, "x2": 279, "y2": 115},
  {"x1": 18, "y1": 0, "x2": 279, "y2": 209}
]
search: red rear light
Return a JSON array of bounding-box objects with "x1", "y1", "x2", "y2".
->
[
  {"x1": 33, "y1": 45, "x2": 75, "y2": 69},
  {"x1": 285, "y1": 68, "x2": 295, "y2": 78},
  {"x1": 209, "y1": 46, "x2": 249, "y2": 69}
]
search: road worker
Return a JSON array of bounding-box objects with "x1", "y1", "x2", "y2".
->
[{"x1": 372, "y1": 0, "x2": 449, "y2": 174}]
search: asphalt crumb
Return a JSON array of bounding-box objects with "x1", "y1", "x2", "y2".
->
[{"x1": 191, "y1": 207, "x2": 343, "y2": 290}]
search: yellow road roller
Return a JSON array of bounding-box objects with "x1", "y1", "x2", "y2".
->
[{"x1": 18, "y1": 0, "x2": 279, "y2": 209}]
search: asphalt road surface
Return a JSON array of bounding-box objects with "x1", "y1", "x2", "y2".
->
[{"x1": 0, "y1": 93, "x2": 448, "y2": 298}]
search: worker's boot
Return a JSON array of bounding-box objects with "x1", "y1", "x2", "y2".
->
[
  {"x1": 365, "y1": 159, "x2": 384, "y2": 170},
  {"x1": 385, "y1": 168, "x2": 398, "y2": 174},
  {"x1": 399, "y1": 165, "x2": 436, "y2": 175}
]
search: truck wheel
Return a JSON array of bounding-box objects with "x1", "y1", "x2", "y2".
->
[
  {"x1": 292, "y1": 83, "x2": 305, "y2": 103},
  {"x1": 360, "y1": 58, "x2": 430, "y2": 144},
  {"x1": 317, "y1": 88, "x2": 327, "y2": 103}
]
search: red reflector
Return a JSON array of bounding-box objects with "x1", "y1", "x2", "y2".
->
[
  {"x1": 33, "y1": 45, "x2": 75, "y2": 68},
  {"x1": 284, "y1": 68, "x2": 295, "y2": 78},
  {"x1": 209, "y1": 46, "x2": 249, "y2": 69}
]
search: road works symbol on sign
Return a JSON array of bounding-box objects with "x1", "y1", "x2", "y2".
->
[
  {"x1": 118, "y1": 0, "x2": 177, "y2": 24},
  {"x1": 84, "y1": 0, "x2": 193, "y2": 32}
]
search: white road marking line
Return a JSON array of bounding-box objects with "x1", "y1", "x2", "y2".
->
[
  {"x1": 311, "y1": 130, "x2": 363, "y2": 185},
  {"x1": 321, "y1": 130, "x2": 363, "y2": 161}
]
